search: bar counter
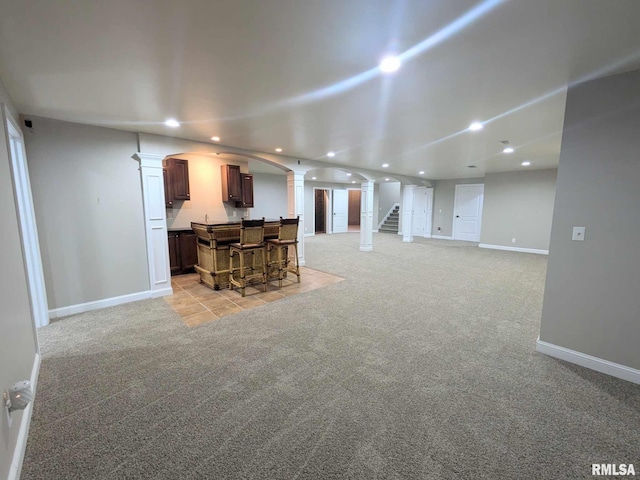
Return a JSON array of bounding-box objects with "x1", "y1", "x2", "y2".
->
[{"x1": 191, "y1": 219, "x2": 280, "y2": 290}]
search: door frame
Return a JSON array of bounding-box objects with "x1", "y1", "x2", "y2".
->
[
  {"x1": 312, "y1": 187, "x2": 332, "y2": 236},
  {"x1": 346, "y1": 187, "x2": 361, "y2": 231},
  {"x1": 452, "y1": 183, "x2": 484, "y2": 241},
  {"x1": 3, "y1": 105, "x2": 49, "y2": 333}
]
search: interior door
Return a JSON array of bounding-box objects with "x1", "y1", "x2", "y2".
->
[
  {"x1": 332, "y1": 189, "x2": 349, "y2": 233},
  {"x1": 453, "y1": 184, "x2": 484, "y2": 242},
  {"x1": 412, "y1": 187, "x2": 427, "y2": 236}
]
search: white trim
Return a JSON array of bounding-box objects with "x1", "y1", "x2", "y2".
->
[
  {"x1": 536, "y1": 338, "x2": 640, "y2": 385},
  {"x1": 8, "y1": 352, "x2": 41, "y2": 480},
  {"x1": 304, "y1": 233, "x2": 315, "y2": 237},
  {"x1": 48, "y1": 288, "x2": 172, "y2": 319},
  {"x1": 479, "y1": 244, "x2": 549, "y2": 255},
  {"x1": 3, "y1": 106, "x2": 49, "y2": 331},
  {"x1": 432, "y1": 235, "x2": 453, "y2": 240},
  {"x1": 373, "y1": 229, "x2": 379, "y2": 233}
]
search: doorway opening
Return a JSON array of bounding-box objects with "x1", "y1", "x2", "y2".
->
[
  {"x1": 348, "y1": 189, "x2": 361, "y2": 232},
  {"x1": 314, "y1": 189, "x2": 330, "y2": 234}
]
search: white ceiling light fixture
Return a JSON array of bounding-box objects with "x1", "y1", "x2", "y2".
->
[
  {"x1": 522, "y1": 161, "x2": 531, "y2": 166},
  {"x1": 346, "y1": 173, "x2": 352, "y2": 176},
  {"x1": 385, "y1": 178, "x2": 390, "y2": 181},
  {"x1": 503, "y1": 147, "x2": 514, "y2": 154},
  {"x1": 379, "y1": 55, "x2": 401, "y2": 73},
  {"x1": 312, "y1": 176, "x2": 317, "y2": 180},
  {"x1": 327, "y1": 151, "x2": 335, "y2": 158},
  {"x1": 275, "y1": 148, "x2": 283, "y2": 152},
  {"x1": 382, "y1": 163, "x2": 389, "y2": 168},
  {"x1": 351, "y1": 180, "x2": 356, "y2": 184},
  {"x1": 211, "y1": 136, "x2": 220, "y2": 142},
  {"x1": 468, "y1": 122, "x2": 483, "y2": 132},
  {"x1": 419, "y1": 171, "x2": 425, "y2": 175},
  {"x1": 164, "y1": 119, "x2": 180, "y2": 128}
]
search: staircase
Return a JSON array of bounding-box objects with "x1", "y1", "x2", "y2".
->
[{"x1": 379, "y1": 205, "x2": 399, "y2": 234}]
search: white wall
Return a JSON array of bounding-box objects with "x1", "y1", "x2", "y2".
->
[
  {"x1": 0, "y1": 80, "x2": 39, "y2": 480},
  {"x1": 251, "y1": 172, "x2": 288, "y2": 220},
  {"x1": 480, "y1": 169, "x2": 557, "y2": 251},
  {"x1": 24, "y1": 116, "x2": 149, "y2": 310},
  {"x1": 540, "y1": 68, "x2": 640, "y2": 371}
]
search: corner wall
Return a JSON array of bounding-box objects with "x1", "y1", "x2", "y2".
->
[
  {"x1": 24, "y1": 116, "x2": 149, "y2": 310},
  {"x1": 0, "y1": 79, "x2": 39, "y2": 480},
  {"x1": 539, "y1": 68, "x2": 640, "y2": 372},
  {"x1": 480, "y1": 169, "x2": 557, "y2": 251}
]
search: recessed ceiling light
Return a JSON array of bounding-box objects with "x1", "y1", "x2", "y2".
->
[
  {"x1": 346, "y1": 173, "x2": 352, "y2": 176},
  {"x1": 312, "y1": 176, "x2": 317, "y2": 180},
  {"x1": 521, "y1": 161, "x2": 531, "y2": 166},
  {"x1": 385, "y1": 178, "x2": 390, "y2": 181},
  {"x1": 351, "y1": 180, "x2": 356, "y2": 184},
  {"x1": 211, "y1": 136, "x2": 220, "y2": 142},
  {"x1": 327, "y1": 151, "x2": 336, "y2": 158},
  {"x1": 503, "y1": 147, "x2": 514, "y2": 154},
  {"x1": 379, "y1": 56, "x2": 401, "y2": 73},
  {"x1": 382, "y1": 163, "x2": 389, "y2": 168},
  {"x1": 275, "y1": 148, "x2": 283, "y2": 152},
  {"x1": 468, "y1": 122, "x2": 483, "y2": 132},
  {"x1": 164, "y1": 119, "x2": 180, "y2": 128},
  {"x1": 419, "y1": 171, "x2": 425, "y2": 175}
]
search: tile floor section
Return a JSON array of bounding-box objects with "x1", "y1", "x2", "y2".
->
[{"x1": 166, "y1": 267, "x2": 344, "y2": 327}]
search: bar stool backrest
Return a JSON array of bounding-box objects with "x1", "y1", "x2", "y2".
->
[
  {"x1": 239, "y1": 218, "x2": 265, "y2": 245},
  {"x1": 278, "y1": 216, "x2": 299, "y2": 242}
]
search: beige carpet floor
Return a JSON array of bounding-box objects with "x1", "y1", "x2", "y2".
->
[{"x1": 22, "y1": 233, "x2": 640, "y2": 479}]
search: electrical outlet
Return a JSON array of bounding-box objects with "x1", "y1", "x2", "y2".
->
[
  {"x1": 572, "y1": 226, "x2": 585, "y2": 241},
  {"x1": 512, "y1": 238, "x2": 516, "y2": 243}
]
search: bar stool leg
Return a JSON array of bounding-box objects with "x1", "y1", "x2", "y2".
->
[{"x1": 292, "y1": 243, "x2": 300, "y2": 283}]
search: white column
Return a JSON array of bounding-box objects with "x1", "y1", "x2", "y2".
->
[
  {"x1": 402, "y1": 184, "x2": 417, "y2": 243},
  {"x1": 133, "y1": 153, "x2": 173, "y2": 297},
  {"x1": 360, "y1": 180, "x2": 374, "y2": 251},
  {"x1": 287, "y1": 171, "x2": 305, "y2": 266}
]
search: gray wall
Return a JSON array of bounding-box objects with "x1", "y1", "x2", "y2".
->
[
  {"x1": 480, "y1": 169, "x2": 557, "y2": 251},
  {"x1": 540, "y1": 68, "x2": 640, "y2": 370},
  {"x1": 431, "y1": 177, "x2": 484, "y2": 236},
  {"x1": 25, "y1": 117, "x2": 149, "y2": 310},
  {"x1": 251, "y1": 172, "x2": 288, "y2": 220},
  {"x1": 0, "y1": 80, "x2": 38, "y2": 480}
]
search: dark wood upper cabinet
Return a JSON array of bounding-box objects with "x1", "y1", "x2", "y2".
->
[
  {"x1": 240, "y1": 174, "x2": 254, "y2": 208},
  {"x1": 163, "y1": 167, "x2": 173, "y2": 208},
  {"x1": 221, "y1": 164, "x2": 253, "y2": 208},
  {"x1": 170, "y1": 158, "x2": 190, "y2": 200},
  {"x1": 221, "y1": 164, "x2": 242, "y2": 202}
]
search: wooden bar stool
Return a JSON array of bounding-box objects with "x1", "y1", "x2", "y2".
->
[
  {"x1": 229, "y1": 218, "x2": 267, "y2": 296},
  {"x1": 267, "y1": 216, "x2": 300, "y2": 287}
]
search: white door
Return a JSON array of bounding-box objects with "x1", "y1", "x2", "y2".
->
[
  {"x1": 332, "y1": 189, "x2": 348, "y2": 233},
  {"x1": 411, "y1": 187, "x2": 434, "y2": 238},
  {"x1": 4, "y1": 106, "x2": 49, "y2": 329},
  {"x1": 453, "y1": 184, "x2": 484, "y2": 242},
  {"x1": 412, "y1": 188, "x2": 427, "y2": 236}
]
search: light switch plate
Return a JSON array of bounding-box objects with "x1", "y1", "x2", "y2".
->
[{"x1": 572, "y1": 226, "x2": 585, "y2": 241}]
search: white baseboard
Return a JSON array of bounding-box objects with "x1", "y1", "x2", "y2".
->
[
  {"x1": 432, "y1": 235, "x2": 453, "y2": 240},
  {"x1": 479, "y1": 243, "x2": 548, "y2": 255},
  {"x1": 48, "y1": 288, "x2": 173, "y2": 319},
  {"x1": 536, "y1": 338, "x2": 640, "y2": 385},
  {"x1": 8, "y1": 352, "x2": 41, "y2": 480},
  {"x1": 373, "y1": 229, "x2": 379, "y2": 233},
  {"x1": 304, "y1": 233, "x2": 314, "y2": 237}
]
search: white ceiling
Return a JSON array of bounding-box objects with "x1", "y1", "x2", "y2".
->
[{"x1": 1, "y1": 0, "x2": 639, "y2": 180}]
